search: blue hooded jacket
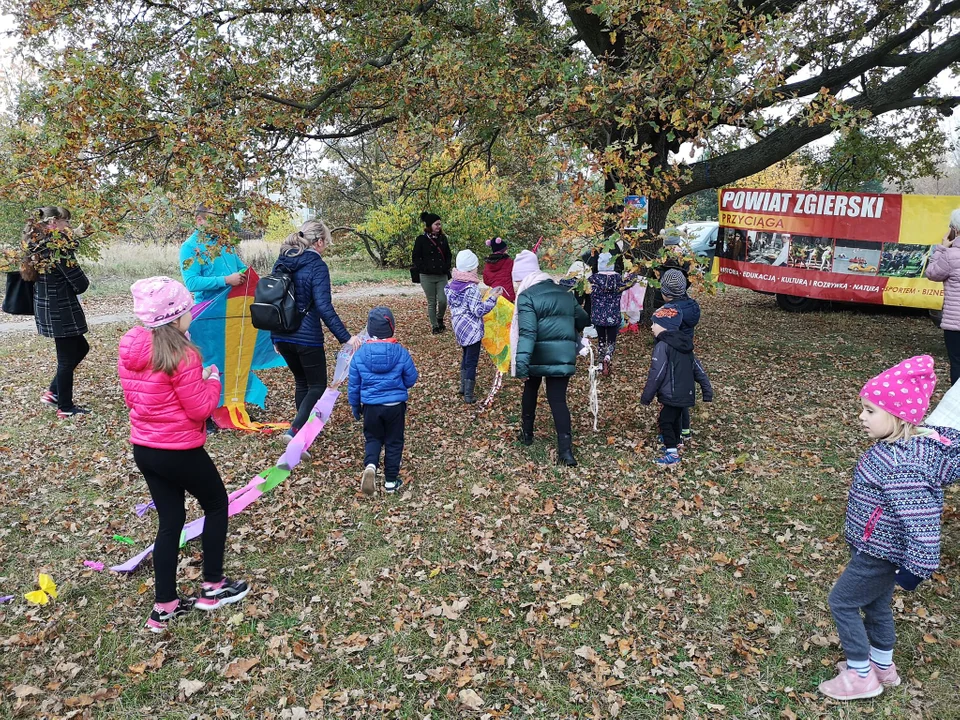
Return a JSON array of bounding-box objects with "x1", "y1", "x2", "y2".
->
[
  {"x1": 349, "y1": 341, "x2": 418, "y2": 409},
  {"x1": 669, "y1": 295, "x2": 701, "y2": 339},
  {"x1": 270, "y1": 249, "x2": 351, "y2": 347}
]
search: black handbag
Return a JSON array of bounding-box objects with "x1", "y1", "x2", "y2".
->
[
  {"x1": 410, "y1": 266, "x2": 421, "y2": 284},
  {"x1": 2, "y1": 271, "x2": 34, "y2": 315}
]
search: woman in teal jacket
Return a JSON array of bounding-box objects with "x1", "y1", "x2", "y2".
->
[{"x1": 510, "y1": 250, "x2": 589, "y2": 466}]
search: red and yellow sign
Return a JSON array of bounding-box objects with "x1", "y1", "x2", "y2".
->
[{"x1": 714, "y1": 189, "x2": 959, "y2": 310}]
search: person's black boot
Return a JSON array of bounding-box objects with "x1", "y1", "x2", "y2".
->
[
  {"x1": 457, "y1": 368, "x2": 465, "y2": 397},
  {"x1": 519, "y1": 412, "x2": 535, "y2": 446},
  {"x1": 463, "y1": 379, "x2": 476, "y2": 404},
  {"x1": 556, "y1": 433, "x2": 577, "y2": 466}
]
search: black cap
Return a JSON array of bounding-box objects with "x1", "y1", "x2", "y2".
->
[{"x1": 420, "y1": 212, "x2": 441, "y2": 227}]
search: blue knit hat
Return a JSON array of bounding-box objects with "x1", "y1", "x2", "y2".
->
[{"x1": 652, "y1": 304, "x2": 683, "y2": 332}]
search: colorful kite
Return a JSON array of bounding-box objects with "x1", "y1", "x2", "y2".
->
[
  {"x1": 187, "y1": 269, "x2": 288, "y2": 431},
  {"x1": 111, "y1": 389, "x2": 339, "y2": 573},
  {"x1": 478, "y1": 292, "x2": 514, "y2": 410}
]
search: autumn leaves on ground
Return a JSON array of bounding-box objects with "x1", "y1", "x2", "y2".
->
[{"x1": 1, "y1": 286, "x2": 958, "y2": 720}]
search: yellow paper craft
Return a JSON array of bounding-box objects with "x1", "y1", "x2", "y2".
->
[
  {"x1": 481, "y1": 294, "x2": 514, "y2": 374},
  {"x1": 24, "y1": 574, "x2": 58, "y2": 604}
]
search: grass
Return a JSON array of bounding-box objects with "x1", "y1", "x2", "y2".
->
[
  {"x1": 82, "y1": 241, "x2": 408, "y2": 296},
  {"x1": 1, "y1": 287, "x2": 959, "y2": 719}
]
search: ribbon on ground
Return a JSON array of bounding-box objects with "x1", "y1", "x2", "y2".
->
[{"x1": 110, "y1": 389, "x2": 339, "y2": 573}]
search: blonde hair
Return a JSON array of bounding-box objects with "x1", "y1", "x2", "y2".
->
[
  {"x1": 151, "y1": 322, "x2": 200, "y2": 375},
  {"x1": 881, "y1": 415, "x2": 920, "y2": 444},
  {"x1": 281, "y1": 219, "x2": 332, "y2": 256}
]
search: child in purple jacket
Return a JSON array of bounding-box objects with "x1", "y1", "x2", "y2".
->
[{"x1": 445, "y1": 249, "x2": 501, "y2": 403}]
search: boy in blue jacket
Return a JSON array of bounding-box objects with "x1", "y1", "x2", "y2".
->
[
  {"x1": 640, "y1": 305, "x2": 712, "y2": 466},
  {"x1": 659, "y1": 268, "x2": 702, "y2": 442},
  {"x1": 349, "y1": 306, "x2": 418, "y2": 495}
]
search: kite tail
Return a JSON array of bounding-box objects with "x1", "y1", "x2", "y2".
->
[
  {"x1": 477, "y1": 371, "x2": 503, "y2": 413},
  {"x1": 586, "y1": 342, "x2": 601, "y2": 432}
]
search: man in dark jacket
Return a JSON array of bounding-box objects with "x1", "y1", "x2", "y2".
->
[{"x1": 640, "y1": 305, "x2": 713, "y2": 466}]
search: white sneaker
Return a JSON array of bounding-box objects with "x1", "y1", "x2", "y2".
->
[{"x1": 360, "y1": 464, "x2": 376, "y2": 496}]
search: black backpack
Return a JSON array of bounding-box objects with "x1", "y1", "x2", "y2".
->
[{"x1": 250, "y1": 266, "x2": 307, "y2": 332}]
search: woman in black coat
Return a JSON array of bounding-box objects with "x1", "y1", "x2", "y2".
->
[
  {"x1": 411, "y1": 212, "x2": 452, "y2": 334},
  {"x1": 21, "y1": 207, "x2": 90, "y2": 417}
]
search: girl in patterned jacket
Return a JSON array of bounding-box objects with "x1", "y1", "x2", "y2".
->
[
  {"x1": 819, "y1": 355, "x2": 960, "y2": 701},
  {"x1": 445, "y1": 249, "x2": 501, "y2": 404}
]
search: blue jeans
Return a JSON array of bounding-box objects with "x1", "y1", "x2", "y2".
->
[{"x1": 461, "y1": 342, "x2": 481, "y2": 383}]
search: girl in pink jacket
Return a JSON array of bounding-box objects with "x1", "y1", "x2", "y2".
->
[
  {"x1": 119, "y1": 277, "x2": 249, "y2": 633},
  {"x1": 924, "y1": 209, "x2": 960, "y2": 385}
]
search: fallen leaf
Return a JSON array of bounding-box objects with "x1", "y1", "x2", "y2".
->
[
  {"x1": 13, "y1": 685, "x2": 43, "y2": 699},
  {"x1": 558, "y1": 593, "x2": 585, "y2": 609},
  {"x1": 178, "y1": 678, "x2": 205, "y2": 698},
  {"x1": 225, "y1": 657, "x2": 260, "y2": 679},
  {"x1": 458, "y1": 688, "x2": 483, "y2": 710}
]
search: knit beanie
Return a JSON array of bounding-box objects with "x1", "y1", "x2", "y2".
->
[
  {"x1": 859, "y1": 355, "x2": 936, "y2": 424},
  {"x1": 131, "y1": 276, "x2": 194, "y2": 328},
  {"x1": 512, "y1": 250, "x2": 540, "y2": 282},
  {"x1": 660, "y1": 268, "x2": 688, "y2": 297},
  {"x1": 651, "y1": 304, "x2": 683, "y2": 333},
  {"x1": 366, "y1": 306, "x2": 395, "y2": 339},
  {"x1": 420, "y1": 212, "x2": 441, "y2": 227},
  {"x1": 456, "y1": 249, "x2": 479, "y2": 272},
  {"x1": 597, "y1": 252, "x2": 615, "y2": 273},
  {"x1": 486, "y1": 236, "x2": 507, "y2": 253}
]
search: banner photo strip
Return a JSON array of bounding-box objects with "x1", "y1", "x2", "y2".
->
[{"x1": 714, "y1": 189, "x2": 960, "y2": 310}]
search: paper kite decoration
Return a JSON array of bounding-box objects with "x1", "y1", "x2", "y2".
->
[
  {"x1": 24, "y1": 574, "x2": 58, "y2": 605},
  {"x1": 481, "y1": 293, "x2": 513, "y2": 374},
  {"x1": 188, "y1": 269, "x2": 288, "y2": 431}
]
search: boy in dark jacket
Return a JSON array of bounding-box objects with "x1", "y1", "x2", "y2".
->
[
  {"x1": 349, "y1": 307, "x2": 419, "y2": 495},
  {"x1": 640, "y1": 305, "x2": 712, "y2": 466},
  {"x1": 659, "y1": 268, "x2": 702, "y2": 441}
]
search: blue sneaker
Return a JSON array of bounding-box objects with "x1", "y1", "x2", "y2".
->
[{"x1": 655, "y1": 451, "x2": 681, "y2": 466}]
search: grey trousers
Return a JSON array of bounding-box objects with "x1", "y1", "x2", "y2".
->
[
  {"x1": 828, "y1": 549, "x2": 897, "y2": 661},
  {"x1": 420, "y1": 274, "x2": 448, "y2": 329}
]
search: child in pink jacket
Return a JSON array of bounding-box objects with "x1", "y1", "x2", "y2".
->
[
  {"x1": 924, "y1": 209, "x2": 960, "y2": 385},
  {"x1": 119, "y1": 277, "x2": 249, "y2": 633}
]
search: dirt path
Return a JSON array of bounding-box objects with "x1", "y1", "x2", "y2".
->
[{"x1": 0, "y1": 283, "x2": 421, "y2": 334}]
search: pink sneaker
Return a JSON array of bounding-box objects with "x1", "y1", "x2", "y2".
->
[
  {"x1": 836, "y1": 660, "x2": 901, "y2": 687},
  {"x1": 818, "y1": 667, "x2": 883, "y2": 700}
]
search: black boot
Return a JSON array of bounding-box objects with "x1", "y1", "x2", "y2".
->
[
  {"x1": 519, "y1": 412, "x2": 535, "y2": 446},
  {"x1": 457, "y1": 368, "x2": 465, "y2": 397},
  {"x1": 463, "y1": 378, "x2": 476, "y2": 404},
  {"x1": 556, "y1": 433, "x2": 576, "y2": 466}
]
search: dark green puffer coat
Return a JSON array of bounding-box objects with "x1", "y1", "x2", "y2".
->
[{"x1": 515, "y1": 279, "x2": 590, "y2": 378}]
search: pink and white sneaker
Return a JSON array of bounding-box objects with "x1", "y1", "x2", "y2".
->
[
  {"x1": 145, "y1": 597, "x2": 195, "y2": 633},
  {"x1": 818, "y1": 667, "x2": 883, "y2": 700},
  {"x1": 836, "y1": 660, "x2": 901, "y2": 687},
  {"x1": 195, "y1": 578, "x2": 250, "y2": 611},
  {"x1": 40, "y1": 390, "x2": 57, "y2": 407}
]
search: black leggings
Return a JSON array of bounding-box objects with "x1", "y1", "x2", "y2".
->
[
  {"x1": 659, "y1": 404, "x2": 684, "y2": 449},
  {"x1": 521, "y1": 376, "x2": 572, "y2": 436},
  {"x1": 133, "y1": 445, "x2": 228, "y2": 603},
  {"x1": 945, "y1": 330, "x2": 960, "y2": 386},
  {"x1": 596, "y1": 325, "x2": 619, "y2": 358},
  {"x1": 50, "y1": 335, "x2": 89, "y2": 410},
  {"x1": 274, "y1": 342, "x2": 328, "y2": 431}
]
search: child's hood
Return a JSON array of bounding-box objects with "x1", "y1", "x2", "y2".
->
[
  {"x1": 358, "y1": 341, "x2": 406, "y2": 375},
  {"x1": 485, "y1": 253, "x2": 510, "y2": 265},
  {"x1": 657, "y1": 330, "x2": 694, "y2": 353},
  {"x1": 589, "y1": 273, "x2": 622, "y2": 292},
  {"x1": 915, "y1": 425, "x2": 960, "y2": 487},
  {"x1": 446, "y1": 279, "x2": 479, "y2": 308},
  {"x1": 119, "y1": 326, "x2": 153, "y2": 372}
]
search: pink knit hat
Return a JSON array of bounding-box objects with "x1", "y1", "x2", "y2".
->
[
  {"x1": 512, "y1": 250, "x2": 540, "y2": 282},
  {"x1": 859, "y1": 355, "x2": 937, "y2": 424},
  {"x1": 131, "y1": 276, "x2": 194, "y2": 328}
]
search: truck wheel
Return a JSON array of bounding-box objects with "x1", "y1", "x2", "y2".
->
[{"x1": 775, "y1": 293, "x2": 821, "y2": 312}]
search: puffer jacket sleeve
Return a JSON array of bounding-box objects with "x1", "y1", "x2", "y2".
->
[
  {"x1": 312, "y1": 260, "x2": 351, "y2": 343},
  {"x1": 348, "y1": 349, "x2": 363, "y2": 410},
  {"x1": 884, "y1": 462, "x2": 942, "y2": 578},
  {"x1": 573, "y1": 301, "x2": 589, "y2": 332},
  {"x1": 641, "y1": 343, "x2": 668, "y2": 405},
  {"x1": 924, "y1": 245, "x2": 954, "y2": 282},
  {"x1": 172, "y1": 352, "x2": 222, "y2": 421},
  {"x1": 401, "y1": 348, "x2": 419, "y2": 388},
  {"x1": 514, "y1": 292, "x2": 538, "y2": 378}
]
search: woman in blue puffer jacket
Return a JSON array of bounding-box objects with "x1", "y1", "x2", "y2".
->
[{"x1": 271, "y1": 220, "x2": 361, "y2": 441}]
